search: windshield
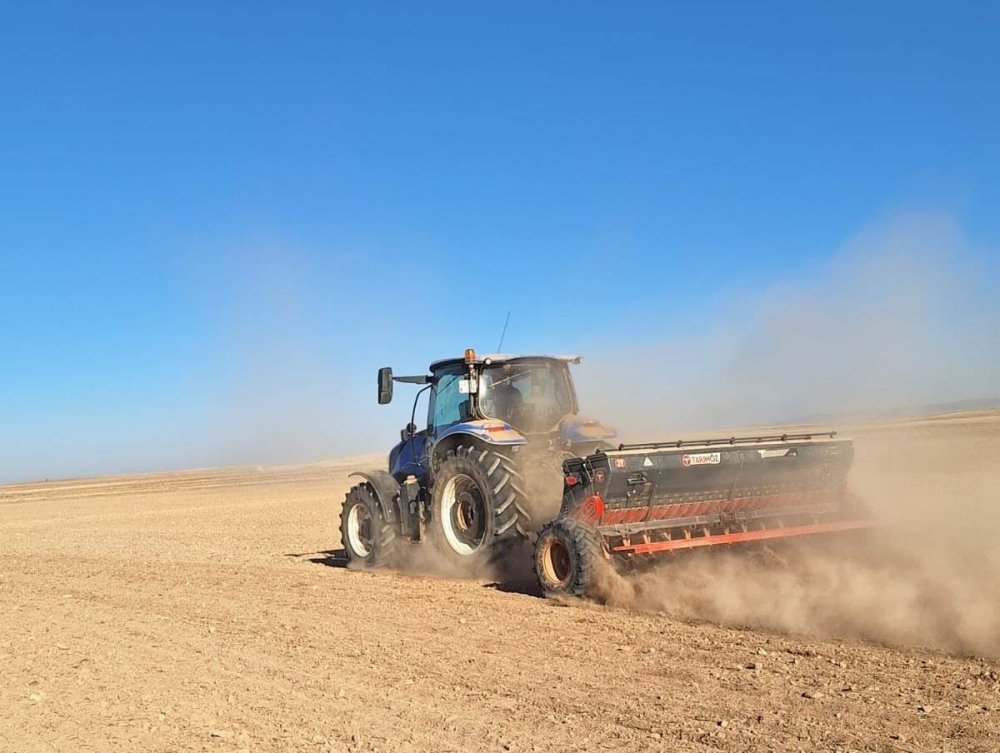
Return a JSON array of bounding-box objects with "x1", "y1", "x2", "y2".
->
[{"x1": 479, "y1": 360, "x2": 575, "y2": 432}]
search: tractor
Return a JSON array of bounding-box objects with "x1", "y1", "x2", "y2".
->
[
  {"x1": 341, "y1": 348, "x2": 877, "y2": 596},
  {"x1": 339, "y1": 348, "x2": 617, "y2": 567}
]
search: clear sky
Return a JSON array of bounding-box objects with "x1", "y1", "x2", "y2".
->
[{"x1": 1, "y1": 2, "x2": 998, "y2": 481}]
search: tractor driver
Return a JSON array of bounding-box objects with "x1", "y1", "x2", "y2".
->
[{"x1": 483, "y1": 373, "x2": 525, "y2": 427}]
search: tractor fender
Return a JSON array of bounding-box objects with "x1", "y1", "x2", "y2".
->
[
  {"x1": 348, "y1": 470, "x2": 401, "y2": 523},
  {"x1": 431, "y1": 420, "x2": 526, "y2": 469},
  {"x1": 435, "y1": 420, "x2": 526, "y2": 448}
]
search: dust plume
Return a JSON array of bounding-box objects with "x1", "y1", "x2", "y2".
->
[
  {"x1": 576, "y1": 211, "x2": 998, "y2": 435},
  {"x1": 576, "y1": 212, "x2": 1000, "y2": 657}
]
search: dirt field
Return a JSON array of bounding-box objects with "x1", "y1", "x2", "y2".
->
[{"x1": 2, "y1": 416, "x2": 999, "y2": 752}]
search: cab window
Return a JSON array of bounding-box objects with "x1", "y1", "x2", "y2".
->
[
  {"x1": 480, "y1": 360, "x2": 574, "y2": 432},
  {"x1": 429, "y1": 367, "x2": 469, "y2": 434}
]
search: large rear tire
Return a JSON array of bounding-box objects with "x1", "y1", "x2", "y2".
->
[
  {"x1": 428, "y1": 445, "x2": 530, "y2": 565},
  {"x1": 534, "y1": 517, "x2": 604, "y2": 597},
  {"x1": 339, "y1": 484, "x2": 397, "y2": 568}
]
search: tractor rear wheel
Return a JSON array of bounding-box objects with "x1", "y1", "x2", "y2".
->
[
  {"x1": 534, "y1": 517, "x2": 605, "y2": 597},
  {"x1": 428, "y1": 445, "x2": 530, "y2": 566},
  {"x1": 340, "y1": 484, "x2": 397, "y2": 568}
]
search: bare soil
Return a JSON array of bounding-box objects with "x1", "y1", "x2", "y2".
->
[{"x1": 2, "y1": 417, "x2": 999, "y2": 753}]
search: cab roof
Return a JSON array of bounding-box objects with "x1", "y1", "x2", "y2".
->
[{"x1": 429, "y1": 354, "x2": 581, "y2": 372}]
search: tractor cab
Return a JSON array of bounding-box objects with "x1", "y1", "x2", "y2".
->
[
  {"x1": 428, "y1": 351, "x2": 579, "y2": 435},
  {"x1": 378, "y1": 349, "x2": 616, "y2": 484}
]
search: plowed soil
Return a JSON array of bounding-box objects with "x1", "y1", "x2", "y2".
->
[{"x1": 2, "y1": 416, "x2": 999, "y2": 753}]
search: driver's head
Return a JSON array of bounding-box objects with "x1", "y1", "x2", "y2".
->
[{"x1": 492, "y1": 382, "x2": 523, "y2": 422}]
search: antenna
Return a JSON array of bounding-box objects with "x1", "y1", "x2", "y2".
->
[{"x1": 496, "y1": 310, "x2": 511, "y2": 352}]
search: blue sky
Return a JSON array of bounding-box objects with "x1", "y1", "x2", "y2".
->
[{"x1": 1, "y1": 2, "x2": 998, "y2": 481}]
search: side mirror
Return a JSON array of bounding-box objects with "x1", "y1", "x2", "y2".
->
[{"x1": 377, "y1": 367, "x2": 393, "y2": 404}]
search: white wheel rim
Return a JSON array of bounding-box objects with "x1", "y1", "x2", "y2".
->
[
  {"x1": 346, "y1": 503, "x2": 372, "y2": 558},
  {"x1": 440, "y1": 473, "x2": 487, "y2": 556}
]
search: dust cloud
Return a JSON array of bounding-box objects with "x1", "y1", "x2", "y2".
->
[
  {"x1": 576, "y1": 211, "x2": 998, "y2": 436},
  {"x1": 575, "y1": 212, "x2": 1000, "y2": 658}
]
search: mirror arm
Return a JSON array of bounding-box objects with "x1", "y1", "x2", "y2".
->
[{"x1": 409, "y1": 384, "x2": 432, "y2": 438}]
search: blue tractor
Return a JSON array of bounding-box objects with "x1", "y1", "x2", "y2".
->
[{"x1": 340, "y1": 348, "x2": 618, "y2": 567}]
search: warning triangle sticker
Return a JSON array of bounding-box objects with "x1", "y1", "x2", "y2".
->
[{"x1": 643, "y1": 457, "x2": 653, "y2": 467}]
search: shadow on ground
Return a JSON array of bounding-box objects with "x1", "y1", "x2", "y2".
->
[
  {"x1": 285, "y1": 549, "x2": 349, "y2": 568},
  {"x1": 286, "y1": 545, "x2": 543, "y2": 596}
]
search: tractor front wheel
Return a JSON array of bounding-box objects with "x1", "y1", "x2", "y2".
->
[
  {"x1": 534, "y1": 517, "x2": 605, "y2": 597},
  {"x1": 340, "y1": 484, "x2": 397, "y2": 568}
]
